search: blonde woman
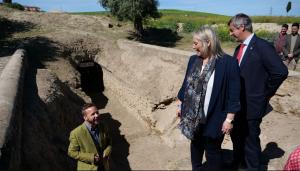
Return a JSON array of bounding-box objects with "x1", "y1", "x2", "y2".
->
[{"x1": 176, "y1": 26, "x2": 240, "y2": 170}]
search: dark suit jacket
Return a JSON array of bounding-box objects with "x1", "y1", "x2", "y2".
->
[
  {"x1": 283, "y1": 33, "x2": 300, "y2": 61},
  {"x1": 234, "y1": 34, "x2": 288, "y2": 119},
  {"x1": 178, "y1": 54, "x2": 241, "y2": 138}
]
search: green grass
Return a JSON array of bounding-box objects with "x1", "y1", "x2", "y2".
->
[
  {"x1": 256, "y1": 29, "x2": 276, "y2": 42},
  {"x1": 163, "y1": 9, "x2": 300, "y2": 23},
  {"x1": 72, "y1": 9, "x2": 300, "y2": 28},
  {"x1": 168, "y1": 31, "x2": 237, "y2": 55},
  {"x1": 147, "y1": 9, "x2": 300, "y2": 30},
  {"x1": 71, "y1": 9, "x2": 299, "y2": 51},
  {"x1": 72, "y1": 9, "x2": 300, "y2": 24},
  {"x1": 252, "y1": 16, "x2": 300, "y2": 24},
  {"x1": 145, "y1": 10, "x2": 298, "y2": 42},
  {"x1": 147, "y1": 9, "x2": 230, "y2": 31},
  {"x1": 2, "y1": 2, "x2": 24, "y2": 11}
]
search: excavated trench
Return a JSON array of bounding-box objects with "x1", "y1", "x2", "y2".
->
[
  {"x1": 19, "y1": 36, "x2": 300, "y2": 170},
  {"x1": 2, "y1": 7, "x2": 299, "y2": 170},
  {"x1": 20, "y1": 39, "x2": 136, "y2": 170},
  {"x1": 19, "y1": 37, "x2": 194, "y2": 170},
  {"x1": 20, "y1": 43, "x2": 108, "y2": 170}
]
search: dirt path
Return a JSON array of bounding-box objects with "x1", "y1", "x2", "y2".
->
[
  {"x1": 104, "y1": 84, "x2": 300, "y2": 170},
  {"x1": 101, "y1": 89, "x2": 191, "y2": 170}
]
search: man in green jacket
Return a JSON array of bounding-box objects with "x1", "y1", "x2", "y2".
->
[{"x1": 68, "y1": 103, "x2": 112, "y2": 171}]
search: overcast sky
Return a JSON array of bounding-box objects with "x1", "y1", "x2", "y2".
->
[{"x1": 13, "y1": 0, "x2": 300, "y2": 16}]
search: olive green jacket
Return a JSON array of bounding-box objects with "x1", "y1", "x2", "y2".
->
[{"x1": 68, "y1": 123, "x2": 112, "y2": 171}]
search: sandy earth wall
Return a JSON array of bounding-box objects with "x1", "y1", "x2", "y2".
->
[
  {"x1": 95, "y1": 39, "x2": 194, "y2": 146},
  {"x1": 0, "y1": 49, "x2": 26, "y2": 170}
]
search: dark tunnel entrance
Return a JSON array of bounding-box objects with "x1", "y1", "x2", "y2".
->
[
  {"x1": 77, "y1": 60, "x2": 108, "y2": 109},
  {"x1": 77, "y1": 60, "x2": 104, "y2": 93}
]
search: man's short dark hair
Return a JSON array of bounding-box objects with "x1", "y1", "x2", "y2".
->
[
  {"x1": 292, "y1": 23, "x2": 299, "y2": 28},
  {"x1": 282, "y1": 24, "x2": 288, "y2": 29},
  {"x1": 82, "y1": 103, "x2": 96, "y2": 116}
]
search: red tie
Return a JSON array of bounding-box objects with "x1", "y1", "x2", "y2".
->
[{"x1": 236, "y1": 44, "x2": 246, "y2": 64}]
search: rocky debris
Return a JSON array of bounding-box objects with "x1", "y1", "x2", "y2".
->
[
  {"x1": 44, "y1": 58, "x2": 81, "y2": 89},
  {"x1": 64, "y1": 37, "x2": 102, "y2": 62},
  {"x1": 271, "y1": 77, "x2": 300, "y2": 116},
  {"x1": 151, "y1": 97, "x2": 176, "y2": 112},
  {"x1": 288, "y1": 70, "x2": 300, "y2": 77}
]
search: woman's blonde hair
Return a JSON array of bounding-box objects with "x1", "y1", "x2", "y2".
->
[{"x1": 193, "y1": 25, "x2": 225, "y2": 58}]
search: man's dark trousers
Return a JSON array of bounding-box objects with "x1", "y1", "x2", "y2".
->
[{"x1": 231, "y1": 113, "x2": 262, "y2": 170}]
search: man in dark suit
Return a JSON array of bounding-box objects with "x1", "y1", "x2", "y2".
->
[{"x1": 227, "y1": 13, "x2": 288, "y2": 170}]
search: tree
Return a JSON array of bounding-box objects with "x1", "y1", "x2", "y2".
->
[
  {"x1": 98, "y1": 0, "x2": 160, "y2": 38},
  {"x1": 3, "y1": 0, "x2": 12, "y2": 3},
  {"x1": 286, "y1": 1, "x2": 292, "y2": 15}
]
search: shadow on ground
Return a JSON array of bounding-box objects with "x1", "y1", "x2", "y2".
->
[
  {"x1": 24, "y1": 36, "x2": 62, "y2": 65},
  {"x1": 221, "y1": 142, "x2": 285, "y2": 170},
  {"x1": 261, "y1": 142, "x2": 285, "y2": 170},
  {"x1": 127, "y1": 27, "x2": 182, "y2": 47},
  {"x1": 77, "y1": 59, "x2": 130, "y2": 170},
  {"x1": 100, "y1": 113, "x2": 131, "y2": 171},
  {"x1": 0, "y1": 17, "x2": 36, "y2": 56},
  {"x1": 22, "y1": 36, "x2": 84, "y2": 170}
]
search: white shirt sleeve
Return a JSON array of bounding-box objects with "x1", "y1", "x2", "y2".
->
[{"x1": 204, "y1": 71, "x2": 215, "y2": 116}]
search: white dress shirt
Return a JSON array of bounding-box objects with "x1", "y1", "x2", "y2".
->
[{"x1": 239, "y1": 33, "x2": 254, "y2": 65}]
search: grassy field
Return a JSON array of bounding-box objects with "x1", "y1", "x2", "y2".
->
[
  {"x1": 72, "y1": 9, "x2": 300, "y2": 30},
  {"x1": 72, "y1": 9, "x2": 300, "y2": 52},
  {"x1": 251, "y1": 16, "x2": 300, "y2": 24},
  {"x1": 146, "y1": 9, "x2": 300, "y2": 31},
  {"x1": 146, "y1": 9, "x2": 230, "y2": 31}
]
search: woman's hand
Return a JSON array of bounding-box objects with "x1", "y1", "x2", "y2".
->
[
  {"x1": 222, "y1": 120, "x2": 233, "y2": 134},
  {"x1": 221, "y1": 113, "x2": 234, "y2": 134}
]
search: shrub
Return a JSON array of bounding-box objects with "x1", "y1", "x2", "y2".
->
[
  {"x1": 0, "y1": 17, "x2": 9, "y2": 39},
  {"x1": 215, "y1": 25, "x2": 234, "y2": 42},
  {"x1": 215, "y1": 25, "x2": 275, "y2": 43},
  {"x1": 252, "y1": 16, "x2": 300, "y2": 25},
  {"x1": 256, "y1": 29, "x2": 276, "y2": 42},
  {"x1": 4, "y1": 3, "x2": 24, "y2": 11},
  {"x1": 183, "y1": 22, "x2": 198, "y2": 33},
  {"x1": 146, "y1": 19, "x2": 178, "y2": 32}
]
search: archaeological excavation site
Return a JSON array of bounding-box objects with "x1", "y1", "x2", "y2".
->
[{"x1": 0, "y1": 6, "x2": 300, "y2": 170}]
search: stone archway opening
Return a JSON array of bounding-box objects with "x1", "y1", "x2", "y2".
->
[
  {"x1": 76, "y1": 60, "x2": 108, "y2": 109},
  {"x1": 77, "y1": 60, "x2": 104, "y2": 94}
]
